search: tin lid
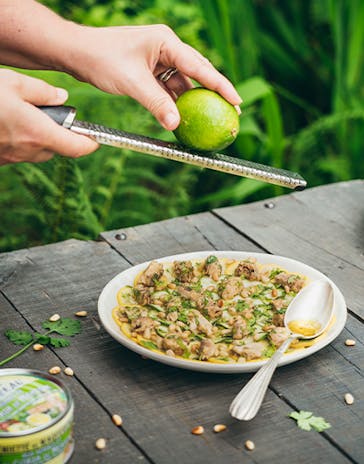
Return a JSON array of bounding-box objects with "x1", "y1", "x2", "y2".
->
[{"x1": 0, "y1": 369, "x2": 72, "y2": 437}]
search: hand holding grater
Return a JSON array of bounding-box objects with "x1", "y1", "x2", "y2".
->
[{"x1": 39, "y1": 105, "x2": 306, "y2": 190}]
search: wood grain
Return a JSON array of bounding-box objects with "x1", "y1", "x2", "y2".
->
[
  {"x1": 0, "y1": 293, "x2": 147, "y2": 464},
  {"x1": 1, "y1": 181, "x2": 362, "y2": 464},
  {"x1": 214, "y1": 180, "x2": 364, "y2": 319}
]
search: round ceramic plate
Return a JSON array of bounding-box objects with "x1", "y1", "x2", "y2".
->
[{"x1": 98, "y1": 251, "x2": 347, "y2": 373}]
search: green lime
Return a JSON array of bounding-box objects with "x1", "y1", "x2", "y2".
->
[{"x1": 174, "y1": 88, "x2": 240, "y2": 151}]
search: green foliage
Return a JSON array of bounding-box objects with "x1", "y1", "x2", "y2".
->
[
  {"x1": 1, "y1": 317, "x2": 82, "y2": 366},
  {"x1": 289, "y1": 410, "x2": 331, "y2": 432},
  {"x1": 0, "y1": 0, "x2": 363, "y2": 252},
  {"x1": 42, "y1": 317, "x2": 81, "y2": 336}
]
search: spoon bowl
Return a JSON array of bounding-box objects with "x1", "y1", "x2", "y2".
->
[
  {"x1": 284, "y1": 280, "x2": 334, "y2": 339},
  {"x1": 229, "y1": 279, "x2": 334, "y2": 421}
]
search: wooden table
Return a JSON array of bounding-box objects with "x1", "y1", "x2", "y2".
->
[{"x1": 0, "y1": 180, "x2": 363, "y2": 464}]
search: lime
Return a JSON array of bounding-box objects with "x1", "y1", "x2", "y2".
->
[{"x1": 174, "y1": 88, "x2": 240, "y2": 151}]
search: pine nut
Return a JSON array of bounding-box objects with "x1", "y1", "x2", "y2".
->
[
  {"x1": 49, "y1": 366, "x2": 61, "y2": 375},
  {"x1": 33, "y1": 343, "x2": 44, "y2": 351},
  {"x1": 191, "y1": 426, "x2": 204, "y2": 435},
  {"x1": 168, "y1": 283, "x2": 176, "y2": 289},
  {"x1": 112, "y1": 414, "x2": 123, "y2": 426},
  {"x1": 64, "y1": 367, "x2": 74, "y2": 376},
  {"x1": 217, "y1": 299, "x2": 224, "y2": 308},
  {"x1": 213, "y1": 424, "x2": 226, "y2": 433},
  {"x1": 272, "y1": 288, "x2": 278, "y2": 297},
  {"x1": 245, "y1": 440, "x2": 255, "y2": 451},
  {"x1": 95, "y1": 438, "x2": 106, "y2": 450},
  {"x1": 49, "y1": 314, "x2": 61, "y2": 322},
  {"x1": 344, "y1": 393, "x2": 354, "y2": 405},
  {"x1": 345, "y1": 339, "x2": 356, "y2": 346},
  {"x1": 75, "y1": 310, "x2": 88, "y2": 317}
]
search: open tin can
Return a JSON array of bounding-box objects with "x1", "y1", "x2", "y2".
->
[{"x1": 0, "y1": 368, "x2": 74, "y2": 464}]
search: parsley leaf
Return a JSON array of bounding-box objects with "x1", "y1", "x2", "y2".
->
[
  {"x1": 49, "y1": 337, "x2": 70, "y2": 348},
  {"x1": 289, "y1": 411, "x2": 331, "y2": 432},
  {"x1": 42, "y1": 318, "x2": 81, "y2": 336},
  {"x1": 1, "y1": 316, "x2": 82, "y2": 367},
  {"x1": 5, "y1": 330, "x2": 33, "y2": 346},
  {"x1": 34, "y1": 333, "x2": 50, "y2": 345},
  {"x1": 206, "y1": 255, "x2": 218, "y2": 265}
]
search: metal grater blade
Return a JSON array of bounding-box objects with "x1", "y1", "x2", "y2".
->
[{"x1": 71, "y1": 120, "x2": 306, "y2": 190}]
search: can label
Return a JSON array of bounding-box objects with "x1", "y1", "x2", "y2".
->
[{"x1": 0, "y1": 371, "x2": 73, "y2": 464}]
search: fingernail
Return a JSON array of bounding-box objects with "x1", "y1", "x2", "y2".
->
[
  {"x1": 163, "y1": 112, "x2": 179, "y2": 130},
  {"x1": 56, "y1": 87, "x2": 68, "y2": 101},
  {"x1": 235, "y1": 105, "x2": 242, "y2": 116}
]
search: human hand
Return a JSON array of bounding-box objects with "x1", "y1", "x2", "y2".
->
[
  {"x1": 64, "y1": 25, "x2": 242, "y2": 130},
  {"x1": 0, "y1": 69, "x2": 98, "y2": 165}
]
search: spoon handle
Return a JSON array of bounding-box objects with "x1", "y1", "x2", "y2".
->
[{"x1": 229, "y1": 335, "x2": 296, "y2": 421}]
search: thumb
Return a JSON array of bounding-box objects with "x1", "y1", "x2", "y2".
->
[
  {"x1": 128, "y1": 70, "x2": 180, "y2": 130},
  {"x1": 16, "y1": 73, "x2": 68, "y2": 106}
]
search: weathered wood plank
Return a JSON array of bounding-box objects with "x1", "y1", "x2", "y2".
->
[
  {"x1": 214, "y1": 181, "x2": 364, "y2": 319},
  {"x1": 101, "y1": 212, "x2": 260, "y2": 260},
  {"x1": 101, "y1": 209, "x2": 363, "y2": 463},
  {"x1": 0, "y1": 293, "x2": 147, "y2": 464},
  {"x1": 0, "y1": 237, "x2": 353, "y2": 464}
]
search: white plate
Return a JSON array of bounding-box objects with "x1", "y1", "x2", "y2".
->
[{"x1": 98, "y1": 251, "x2": 347, "y2": 373}]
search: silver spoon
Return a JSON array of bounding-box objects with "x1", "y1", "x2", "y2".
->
[{"x1": 229, "y1": 280, "x2": 334, "y2": 421}]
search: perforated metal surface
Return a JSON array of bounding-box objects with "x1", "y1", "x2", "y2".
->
[{"x1": 71, "y1": 120, "x2": 306, "y2": 190}]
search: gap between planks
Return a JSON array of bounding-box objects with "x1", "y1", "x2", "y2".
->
[{"x1": 98, "y1": 214, "x2": 360, "y2": 464}]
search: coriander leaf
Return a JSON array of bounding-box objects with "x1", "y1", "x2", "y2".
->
[
  {"x1": 49, "y1": 337, "x2": 70, "y2": 348},
  {"x1": 42, "y1": 318, "x2": 81, "y2": 336},
  {"x1": 5, "y1": 330, "x2": 33, "y2": 346},
  {"x1": 309, "y1": 416, "x2": 331, "y2": 432},
  {"x1": 289, "y1": 410, "x2": 331, "y2": 432},
  {"x1": 34, "y1": 333, "x2": 50, "y2": 345},
  {"x1": 206, "y1": 255, "x2": 218, "y2": 264}
]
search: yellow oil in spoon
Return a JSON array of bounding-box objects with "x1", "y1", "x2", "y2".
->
[{"x1": 288, "y1": 319, "x2": 322, "y2": 337}]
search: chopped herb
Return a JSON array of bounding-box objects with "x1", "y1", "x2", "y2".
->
[
  {"x1": 235, "y1": 300, "x2": 249, "y2": 312},
  {"x1": 270, "y1": 268, "x2": 283, "y2": 279},
  {"x1": 140, "y1": 340, "x2": 158, "y2": 350},
  {"x1": 262, "y1": 344, "x2": 276, "y2": 358},
  {"x1": 206, "y1": 255, "x2": 218, "y2": 265},
  {"x1": 289, "y1": 411, "x2": 331, "y2": 432},
  {"x1": 147, "y1": 304, "x2": 164, "y2": 312},
  {"x1": 155, "y1": 326, "x2": 168, "y2": 337}
]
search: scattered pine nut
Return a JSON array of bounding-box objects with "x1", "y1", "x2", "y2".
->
[
  {"x1": 245, "y1": 440, "x2": 255, "y2": 451},
  {"x1": 33, "y1": 343, "x2": 44, "y2": 351},
  {"x1": 345, "y1": 339, "x2": 356, "y2": 346},
  {"x1": 49, "y1": 366, "x2": 61, "y2": 375},
  {"x1": 271, "y1": 288, "x2": 278, "y2": 298},
  {"x1": 167, "y1": 283, "x2": 176, "y2": 290},
  {"x1": 64, "y1": 367, "x2": 74, "y2": 376},
  {"x1": 344, "y1": 393, "x2": 354, "y2": 405},
  {"x1": 95, "y1": 438, "x2": 106, "y2": 450},
  {"x1": 217, "y1": 299, "x2": 224, "y2": 308},
  {"x1": 191, "y1": 426, "x2": 204, "y2": 435},
  {"x1": 75, "y1": 310, "x2": 88, "y2": 317},
  {"x1": 213, "y1": 424, "x2": 226, "y2": 433},
  {"x1": 49, "y1": 313, "x2": 61, "y2": 322},
  {"x1": 112, "y1": 414, "x2": 123, "y2": 426}
]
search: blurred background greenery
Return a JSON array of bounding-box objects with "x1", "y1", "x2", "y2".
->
[{"x1": 1, "y1": 0, "x2": 363, "y2": 252}]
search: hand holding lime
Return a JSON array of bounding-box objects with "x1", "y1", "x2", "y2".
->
[{"x1": 174, "y1": 88, "x2": 240, "y2": 151}]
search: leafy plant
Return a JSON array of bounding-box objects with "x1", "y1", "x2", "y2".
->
[
  {"x1": 289, "y1": 410, "x2": 331, "y2": 432},
  {"x1": 1, "y1": 317, "x2": 82, "y2": 366},
  {"x1": 0, "y1": 0, "x2": 363, "y2": 252}
]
